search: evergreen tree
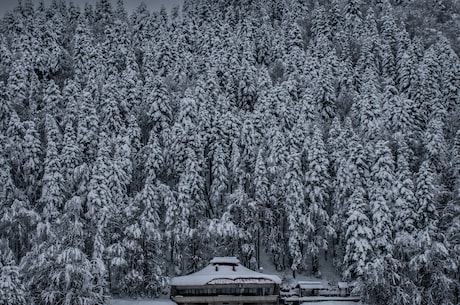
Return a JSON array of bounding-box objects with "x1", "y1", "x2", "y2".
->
[
  {"x1": 39, "y1": 114, "x2": 65, "y2": 220},
  {"x1": 304, "y1": 126, "x2": 333, "y2": 274},
  {"x1": 76, "y1": 88, "x2": 98, "y2": 160},
  {"x1": 343, "y1": 187, "x2": 373, "y2": 280},
  {"x1": 43, "y1": 80, "x2": 64, "y2": 127},
  {"x1": 284, "y1": 147, "x2": 305, "y2": 275},
  {"x1": 73, "y1": 18, "x2": 100, "y2": 87},
  {"x1": 210, "y1": 143, "x2": 228, "y2": 214},
  {"x1": 20, "y1": 121, "x2": 42, "y2": 202},
  {"x1": 368, "y1": 140, "x2": 394, "y2": 257},
  {"x1": 0, "y1": 240, "x2": 26, "y2": 305},
  {"x1": 393, "y1": 152, "x2": 417, "y2": 250},
  {"x1": 415, "y1": 161, "x2": 438, "y2": 230},
  {"x1": 423, "y1": 117, "x2": 447, "y2": 171},
  {"x1": 145, "y1": 77, "x2": 172, "y2": 135}
]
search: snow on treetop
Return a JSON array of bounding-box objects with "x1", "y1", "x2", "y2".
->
[{"x1": 170, "y1": 258, "x2": 281, "y2": 286}]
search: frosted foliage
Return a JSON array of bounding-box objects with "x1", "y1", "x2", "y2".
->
[
  {"x1": 423, "y1": 118, "x2": 447, "y2": 169},
  {"x1": 0, "y1": 0, "x2": 458, "y2": 304},
  {"x1": 343, "y1": 187, "x2": 372, "y2": 279},
  {"x1": 21, "y1": 121, "x2": 42, "y2": 198},
  {"x1": 304, "y1": 126, "x2": 333, "y2": 261},
  {"x1": 394, "y1": 154, "x2": 417, "y2": 238},
  {"x1": 415, "y1": 161, "x2": 438, "y2": 228},
  {"x1": 369, "y1": 140, "x2": 394, "y2": 256},
  {"x1": 284, "y1": 150, "x2": 305, "y2": 271},
  {"x1": 40, "y1": 116, "x2": 65, "y2": 219},
  {"x1": 0, "y1": 241, "x2": 25, "y2": 305},
  {"x1": 211, "y1": 144, "x2": 228, "y2": 210},
  {"x1": 0, "y1": 266, "x2": 26, "y2": 305}
]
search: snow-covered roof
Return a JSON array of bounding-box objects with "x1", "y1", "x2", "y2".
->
[
  {"x1": 170, "y1": 257, "x2": 281, "y2": 286},
  {"x1": 338, "y1": 282, "x2": 349, "y2": 289},
  {"x1": 210, "y1": 256, "x2": 240, "y2": 265}
]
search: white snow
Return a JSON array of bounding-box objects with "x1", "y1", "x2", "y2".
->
[
  {"x1": 209, "y1": 256, "x2": 240, "y2": 264},
  {"x1": 109, "y1": 299, "x2": 362, "y2": 305},
  {"x1": 301, "y1": 301, "x2": 364, "y2": 305},
  {"x1": 170, "y1": 259, "x2": 281, "y2": 286},
  {"x1": 109, "y1": 297, "x2": 176, "y2": 305}
]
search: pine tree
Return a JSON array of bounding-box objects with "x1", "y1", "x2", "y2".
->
[
  {"x1": 423, "y1": 117, "x2": 447, "y2": 171},
  {"x1": 6, "y1": 57, "x2": 30, "y2": 113},
  {"x1": 33, "y1": 8, "x2": 63, "y2": 77},
  {"x1": 343, "y1": 187, "x2": 373, "y2": 280},
  {"x1": 304, "y1": 126, "x2": 333, "y2": 274},
  {"x1": 121, "y1": 180, "x2": 167, "y2": 296},
  {"x1": 73, "y1": 18, "x2": 98, "y2": 87},
  {"x1": 435, "y1": 35, "x2": 460, "y2": 114},
  {"x1": 284, "y1": 147, "x2": 305, "y2": 275},
  {"x1": 100, "y1": 74, "x2": 124, "y2": 135},
  {"x1": 61, "y1": 120, "x2": 81, "y2": 193},
  {"x1": 353, "y1": 66, "x2": 383, "y2": 140},
  {"x1": 393, "y1": 152, "x2": 417, "y2": 250},
  {"x1": 39, "y1": 114, "x2": 65, "y2": 220},
  {"x1": 410, "y1": 161, "x2": 455, "y2": 305},
  {"x1": 21, "y1": 202, "x2": 106, "y2": 305},
  {"x1": 210, "y1": 143, "x2": 228, "y2": 215},
  {"x1": 20, "y1": 121, "x2": 42, "y2": 202},
  {"x1": 344, "y1": 0, "x2": 363, "y2": 42},
  {"x1": 415, "y1": 161, "x2": 438, "y2": 230},
  {"x1": 76, "y1": 89, "x2": 99, "y2": 163},
  {"x1": 145, "y1": 77, "x2": 172, "y2": 135},
  {"x1": 43, "y1": 80, "x2": 64, "y2": 127},
  {"x1": 313, "y1": 53, "x2": 337, "y2": 121},
  {"x1": 368, "y1": 140, "x2": 394, "y2": 257},
  {"x1": 0, "y1": 239, "x2": 26, "y2": 305},
  {"x1": 101, "y1": 18, "x2": 131, "y2": 73},
  {"x1": 94, "y1": 0, "x2": 114, "y2": 37},
  {"x1": 174, "y1": 148, "x2": 206, "y2": 272},
  {"x1": 382, "y1": 85, "x2": 417, "y2": 139},
  {"x1": 416, "y1": 46, "x2": 442, "y2": 127}
]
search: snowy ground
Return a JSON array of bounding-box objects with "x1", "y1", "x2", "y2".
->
[
  {"x1": 109, "y1": 298, "x2": 363, "y2": 305},
  {"x1": 109, "y1": 297, "x2": 175, "y2": 305},
  {"x1": 302, "y1": 301, "x2": 362, "y2": 305}
]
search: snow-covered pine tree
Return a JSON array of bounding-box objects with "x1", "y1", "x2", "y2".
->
[
  {"x1": 284, "y1": 146, "x2": 305, "y2": 276},
  {"x1": 343, "y1": 187, "x2": 373, "y2": 280},
  {"x1": 76, "y1": 88, "x2": 99, "y2": 163},
  {"x1": 39, "y1": 114, "x2": 65, "y2": 220},
  {"x1": 410, "y1": 161, "x2": 456, "y2": 305},
  {"x1": 210, "y1": 143, "x2": 228, "y2": 215},
  {"x1": 60, "y1": 120, "x2": 81, "y2": 193},
  {"x1": 368, "y1": 140, "x2": 394, "y2": 256},
  {"x1": 304, "y1": 126, "x2": 333, "y2": 275},
  {"x1": 393, "y1": 148, "x2": 417, "y2": 255},
  {"x1": 423, "y1": 117, "x2": 447, "y2": 172},
  {"x1": 0, "y1": 239, "x2": 26, "y2": 305},
  {"x1": 20, "y1": 121, "x2": 42, "y2": 202},
  {"x1": 363, "y1": 140, "x2": 400, "y2": 305}
]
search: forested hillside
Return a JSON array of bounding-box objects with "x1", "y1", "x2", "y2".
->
[{"x1": 0, "y1": 0, "x2": 459, "y2": 304}]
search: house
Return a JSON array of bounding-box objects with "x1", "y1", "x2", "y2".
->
[
  {"x1": 337, "y1": 282, "x2": 349, "y2": 297},
  {"x1": 170, "y1": 257, "x2": 281, "y2": 305},
  {"x1": 296, "y1": 281, "x2": 327, "y2": 297}
]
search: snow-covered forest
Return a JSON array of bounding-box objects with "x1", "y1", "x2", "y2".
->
[{"x1": 0, "y1": 0, "x2": 459, "y2": 304}]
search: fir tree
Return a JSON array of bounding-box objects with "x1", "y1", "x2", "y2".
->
[
  {"x1": 304, "y1": 126, "x2": 333, "y2": 274},
  {"x1": 0, "y1": 240, "x2": 26, "y2": 305},
  {"x1": 284, "y1": 147, "x2": 305, "y2": 275},
  {"x1": 343, "y1": 187, "x2": 373, "y2": 280},
  {"x1": 368, "y1": 140, "x2": 394, "y2": 257}
]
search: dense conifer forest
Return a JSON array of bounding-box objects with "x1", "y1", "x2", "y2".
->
[{"x1": 0, "y1": 0, "x2": 459, "y2": 304}]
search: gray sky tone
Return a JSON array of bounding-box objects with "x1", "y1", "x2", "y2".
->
[{"x1": 0, "y1": 0, "x2": 185, "y2": 17}]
